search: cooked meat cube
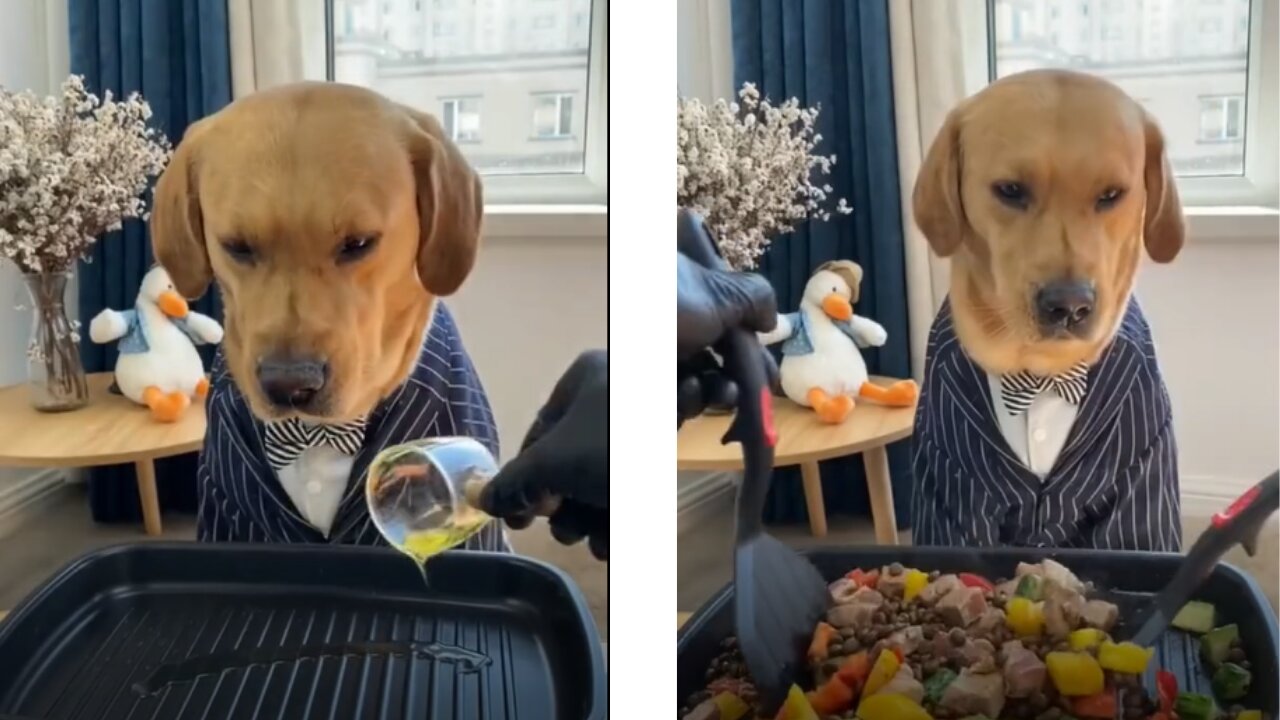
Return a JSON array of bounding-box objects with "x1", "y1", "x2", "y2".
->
[
  {"x1": 939, "y1": 667, "x2": 1006, "y2": 718},
  {"x1": 1041, "y1": 558, "x2": 1085, "y2": 593},
  {"x1": 994, "y1": 578, "x2": 1021, "y2": 600},
  {"x1": 828, "y1": 600, "x2": 877, "y2": 629},
  {"x1": 1043, "y1": 598, "x2": 1071, "y2": 639},
  {"x1": 682, "y1": 698, "x2": 719, "y2": 720},
  {"x1": 919, "y1": 574, "x2": 962, "y2": 605},
  {"x1": 974, "y1": 607, "x2": 1006, "y2": 635},
  {"x1": 851, "y1": 586, "x2": 885, "y2": 607},
  {"x1": 876, "y1": 567, "x2": 908, "y2": 598},
  {"x1": 962, "y1": 635, "x2": 998, "y2": 671},
  {"x1": 1081, "y1": 599, "x2": 1119, "y2": 632},
  {"x1": 937, "y1": 585, "x2": 987, "y2": 627},
  {"x1": 1015, "y1": 562, "x2": 1042, "y2": 578},
  {"x1": 1002, "y1": 640, "x2": 1047, "y2": 698},
  {"x1": 829, "y1": 578, "x2": 859, "y2": 604},
  {"x1": 884, "y1": 625, "x2": 925, "y2": 656},
  {"x1": 870, "y1": 664, "x2": 926, "y2": 703}
]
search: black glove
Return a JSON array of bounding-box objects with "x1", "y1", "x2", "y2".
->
[
  {"x1": 476, "y1": 350, "x2": 608, "y2": 560},
  {"x1": 677, "y1": 210, "x2": 779, "y2": 426}
]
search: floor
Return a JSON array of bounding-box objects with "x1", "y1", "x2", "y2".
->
[
  {"x1": 678, "y1": 504, "x2": 1279, "y2": 616},
  {"x1": 0, "y1": 485, "x2": 608, "y2": 641}
]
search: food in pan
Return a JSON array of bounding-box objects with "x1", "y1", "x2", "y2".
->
[{"x1": 681, "y1": 560, "x2": 1267, "y2": 720}]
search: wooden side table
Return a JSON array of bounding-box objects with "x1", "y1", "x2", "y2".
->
[
  {"x1": 0, "y1": 373, "x2": 206, "y2": 536},
  {"x1": 677, "y1": 378, "x2": 916, "y2": 543}
]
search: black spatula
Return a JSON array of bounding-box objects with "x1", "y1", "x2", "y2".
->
[
  {"x1": 1125, "y1": 470, "x2": 1279, "y2": 646},
  {"x1": 677, "y1": 210, "x2": 829, "y2": 715}
]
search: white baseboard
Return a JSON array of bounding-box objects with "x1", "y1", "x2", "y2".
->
[
  {"x1": 677, "y1": 471, "x2": 738, "y2": 533},
  {"x1": 1180, "y1": 475, "x2": 1258, "y2": 518},
  {"x1": 0, "y1": 468, "x2": 71, "y2": 539}
]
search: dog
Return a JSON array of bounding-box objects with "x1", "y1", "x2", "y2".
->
[
  {"x1": 151, "y1": 82, "x2": 507, "y2": 549},
  {"x1": 909, "y1": 69, "x2": 1185, "y2": 551}
]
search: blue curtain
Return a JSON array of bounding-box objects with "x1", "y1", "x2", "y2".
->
[
  {"x1": 70, "y1": 0, "x2": 230, "y2": 523},
  {"x1": 731, "y1": 0, "x2": 914, "y2": 528}
]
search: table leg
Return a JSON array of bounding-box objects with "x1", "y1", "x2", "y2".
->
[
  {"x1": 134, "y1": 458, "x2": 162, "y2": 536},
  {"x1": 863, "y1": 445, "x2": 899, "y2": 545},
  {"x1": 799, "y1": 461, "x2": 828, "y2": 537}
]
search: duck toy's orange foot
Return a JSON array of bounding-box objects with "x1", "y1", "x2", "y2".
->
[
  {"x1": 806, "y1": 388, "x2": 855, "y2": 424},
  {"x1": 859, "y1": 379, "x2": 918, "y2": 407},
  {"x1": 143, "y1": 386, "x2": 191, "y2": 423}
]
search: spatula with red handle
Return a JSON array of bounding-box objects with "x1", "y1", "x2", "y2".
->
[
  {"x1": 677, "y1": 210, "x2": 829, "y2": 715},
  {"x1": 1125, "y1": 470, "x2": 1279, "y2": 647}
]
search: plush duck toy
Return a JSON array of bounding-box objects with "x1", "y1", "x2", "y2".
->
[
  {"x1": 88, "y1": 266, "x2": 223, "y2": 422},
  {"x1": 759, "y1": 260, "x2": 917, "y2": 424}
]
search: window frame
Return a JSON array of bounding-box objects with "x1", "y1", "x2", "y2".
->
[
  {"x1": 440, "y1": 95, "x2": 482, "y2": 143},
  {"x1": 962, "y1": 0, "x2": 1279, "y2": 214},
  {"x1": 323, "y1": 0, "x2": 607, "y2": 209}
]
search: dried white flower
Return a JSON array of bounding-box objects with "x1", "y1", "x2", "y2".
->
[
  {"x1": 677, "y1": 83, "x2": 851, "y2": 270},
  {"x1": 0, "y1": 75, "x2": 172, "y2": 274}
]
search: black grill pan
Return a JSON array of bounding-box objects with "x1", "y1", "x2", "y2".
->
[{"x1": 0, "y1": 542, "x2": 606, "y2": 720}]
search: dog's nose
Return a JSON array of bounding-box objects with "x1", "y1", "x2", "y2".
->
[
  {"x1": 257, "y1": 357, "x2": 328, "y2": 408},
  {"x1": 1035, "y1": 280, "x2": 1095, "y2": 331}
]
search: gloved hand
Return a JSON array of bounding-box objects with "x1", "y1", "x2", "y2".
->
[
  {"x1": 677, "y1": 210, "x2": 779, "y2": 426},
  {"x1": 476, "y1": 350, "x2": 608, "y2": 560}
]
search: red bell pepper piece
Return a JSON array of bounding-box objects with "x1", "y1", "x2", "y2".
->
[
  {"x1": 1156, "y1": 670, "x2": 1177, "y2": 713},
  {"x1": 806, "y1": 676, "x2": 856, "y2": 715},
  {"x1": 957, "y1": 572, "x2": 995, "y2": 592},
  {"x1": 839, "y1": 648, "x2": 870, "y2": 686},
  {"x1": 835, "y1": 651, "x2": 871, "y2": 692},
  {"x1": 1070, "y1": 691, "x2": 1117, "y2": 718},
  {"x1": 845, "y1": 568, "x2": 880, "y2": 588}
]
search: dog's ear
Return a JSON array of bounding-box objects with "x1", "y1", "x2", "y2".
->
[
  {"x1": 150, "y1": 119, "x2": 212, "y2": 299},
  {"x1": 399, "y1": 104, "x2": 484, "y2": 296},
  {"x1": 913, "y1": 106, "x2": 968, "y2": 257},
  {"x1": 1141, "y1": 111, "x2": 1185, "y2": 263}
]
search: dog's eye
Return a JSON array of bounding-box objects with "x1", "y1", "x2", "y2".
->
[
  {"x1": 991, "y1": 181, "x2": 1030, "y2": 209},
  {"x1": 221, "y1": 239, "x2": 256, "y2": 264},
  {"x1": 338, "y1": 235, "x2": 379, "y2": 263},
  {"x1": 1096, "y1": 187, "x2": 1126, "y2": 211}
]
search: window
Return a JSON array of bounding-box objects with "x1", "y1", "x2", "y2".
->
[
  {"x1": 442, "y1": 97, "x2": 482, "y2": 142},
  {"x1": 1199, "y1": 96, "x2": 1245, "y2": 142},
  {"x1": 327, "y1": 0, "x2": 606, "y2": 204},
  {"x1": 532, "y1": 93, "x2": 574, "y2": 138},
  {"x1": 983, "y1": 0, "x2": 1277, "y2": 206}
]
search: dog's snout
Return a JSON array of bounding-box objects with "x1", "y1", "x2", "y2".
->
[
  {"x1": 1035, "y1": 280, "x2": 1095, "y2": 334},
  {"x1": 257, "y1": 357, "x2": 329, "y2": 409}
]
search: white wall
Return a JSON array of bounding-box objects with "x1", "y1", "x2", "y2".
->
[
  {"x1": 448, "y1": 236, "x2": 608, "y2": 459},
  {"x1": 1137, "y1": 237, "x2": 1280, "y2": 495}
]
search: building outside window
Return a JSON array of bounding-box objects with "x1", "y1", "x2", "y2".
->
[
  {"x1": 331, "y1": 0, "x2": 598, "y2": 183},
  {"x1": 532, "y1": 93, "x2": 574, "y2": 139}
]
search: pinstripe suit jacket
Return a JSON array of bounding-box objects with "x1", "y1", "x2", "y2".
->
[
  {"x1": 197, "y1": 303, "x2": 509, "y2": 551},
  {"x1": 910, "y1": 298, "x2": 1181, "y2": 551}
]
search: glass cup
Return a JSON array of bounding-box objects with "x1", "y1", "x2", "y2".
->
[{"x1": 365, "y1": 436, "x2": 499, "y2": 557}]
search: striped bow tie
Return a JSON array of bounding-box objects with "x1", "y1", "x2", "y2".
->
[
  {"x1": 262, "y1": 417, "x2": 367, "y2": 471},
  {"x1": 1000, "y1": 362, "x2": 1090, "y2": 415}
]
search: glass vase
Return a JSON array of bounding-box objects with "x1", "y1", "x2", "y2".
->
[{"x1": 23, "y1": 272, "x2": 89, "y2": 412}]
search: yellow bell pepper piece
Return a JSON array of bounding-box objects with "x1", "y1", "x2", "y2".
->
[
  {"x1": 862, "y1": 649, "x2": 901, "y2": 698},
  {"x1": 712, "y1": 692, "x2": 750, "y2": 720},
  {"x1": 856, "y1": 693, "x2": 934, "y2": 720},
  {"x1": 1046, "y1": 651, "x2": 1105, "y2": 696},
  {"x1": 1237, "y1": 711, "x2": 1263, "y2": 720},
  {"x1": 1005, "y1": 596, "x2": 1045, "y2": 637},
  {"x1": 1068, "y1": 628, "x2": 1108, "y2": 651},
  {"x1": 902, "y1": 569, "x2": 930, "y2": 602},
  {"x1": 778, "y1": 685, "x2": 819, "y2": 720},
  {"x1": 1097, "y1": 641, "x2": 1154, "y2": 674}
]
